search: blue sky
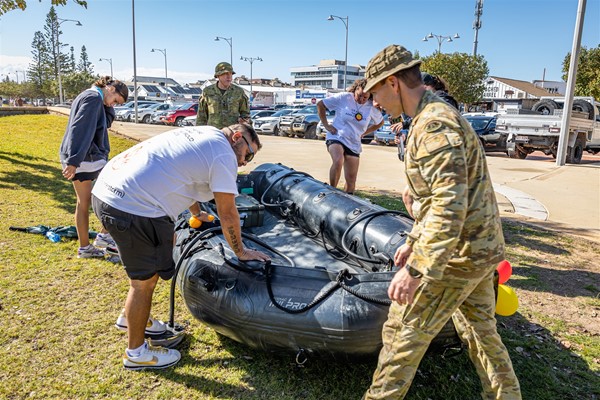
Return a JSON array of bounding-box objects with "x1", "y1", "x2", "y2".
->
[{"x1": 1, "y1": 0, "x2": 598, "y2": 85}]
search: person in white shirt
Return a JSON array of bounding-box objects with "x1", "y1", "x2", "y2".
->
[
  {"x1": 91, "y1": 123, "x2": 270, "y2": 370},
  {"x1": 317, "y1": 79, "x2": 384, "y2": 194}
]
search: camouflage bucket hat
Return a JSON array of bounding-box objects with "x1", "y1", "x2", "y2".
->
[
  {"x1": 364, "y1": 44, "x2": 422, "y2": 92},
  {"x1": 214, "y1": 62, "x2": 235, "y2": 77}
]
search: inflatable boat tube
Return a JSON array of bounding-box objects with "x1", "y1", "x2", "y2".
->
[{"x1": 173, "y1": 163, "x2": 460, "y2": 360}]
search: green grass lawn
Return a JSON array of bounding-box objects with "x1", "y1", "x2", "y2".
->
[{"x1": 0, "y1": 115, "x2": 598, "y2": 399}]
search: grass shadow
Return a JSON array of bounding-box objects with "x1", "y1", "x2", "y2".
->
[{"x1": 0, "y1": 150, "x2": 76, "y2": 214}]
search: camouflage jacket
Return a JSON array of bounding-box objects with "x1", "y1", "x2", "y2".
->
[
  {"x1": 196, "y1": 83, "x2": 249, "y2": 129},
  {"x1": 404, "y1": 90, "x2": 504, "y2": 283}
]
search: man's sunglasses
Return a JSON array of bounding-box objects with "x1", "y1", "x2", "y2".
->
[{"x1": 240, "y1": 135, "x2": 255, "y2": 162}]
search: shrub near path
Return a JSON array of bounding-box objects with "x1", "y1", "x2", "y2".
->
[{"x1": 0, "y1": 115, "x2": 598, "y2": 399}]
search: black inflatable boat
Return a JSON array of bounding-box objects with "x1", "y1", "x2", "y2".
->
[{"x1": 172, "y1": 163, "x2": 460, "y2": 360}]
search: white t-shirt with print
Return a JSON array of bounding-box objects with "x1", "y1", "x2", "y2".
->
[
  {"x1": 92, "y1": 126, "x2": 238, "y2": 220},
  {"x1": 322, "y1": 92, "x2": 383, "y2": 154}
]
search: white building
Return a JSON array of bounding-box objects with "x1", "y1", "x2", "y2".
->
[
  {"x1": 532, "y1": 80, "x2": 566, "y2": 95},
  {"x1": 290, "y1": 59, "x2": 364, "y2": 90},
  {"x1": 480, "y1": 76, "x2": 555, "y2": 113}
]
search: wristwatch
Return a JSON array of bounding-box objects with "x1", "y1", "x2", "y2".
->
[{"x1": 405, "y1": 264, "x2": 423, "y2": 279}]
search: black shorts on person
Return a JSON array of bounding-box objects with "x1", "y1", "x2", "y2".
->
[
  {"x1": 325, "y1": 139, "x2": 360, "y2": 157},
  {"x1": 92, "y1": 195, "x2": 175, "y2": 281},
  {"x1": 73, "y1": 169, "x2": 102, "y2": 182}
]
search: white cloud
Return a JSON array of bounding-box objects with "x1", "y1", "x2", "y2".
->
[{"x1": 0, "y1": 54, "x2": 32, "y2": 78}]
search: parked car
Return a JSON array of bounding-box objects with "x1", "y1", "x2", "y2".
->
[
  {"x1": 150, "y1": 105, "x2": 180, "y2": 124},
  {"x1": 115, "y1": 103, "x2": 155, "y2": 122},
  {"x1": 136, "y1": 102, "x2": 172, "y2": 123},
  {"x1": 113, "y1": 100, "x2": 158, "y2": 113},
  {"x1": 279, "y1": 105, "x2": 334, "y2": 139},
  {"x1": 374, "y1": 121, "x2": 395, "y2": 145},
  {"x1": 464, "y1": 114, "x2": 506, "y2": 153},
  {"x1": 253, "y1": 109, "x2": 295, "y2": 135},
  {"x1": 316, "y1": 113, "x2": 335, "y2": 140},
  {"x1": 161, "y1": 103, "x2": 198, "y2": 126},
  {"x1": 182, "y1": 115, "x2": 196, "y2": 126},
  {"x1": 251, "y1": 109, "x2": 277, "y2": 121}
]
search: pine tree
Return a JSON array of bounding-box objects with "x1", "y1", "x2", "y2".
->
[
  {"x1": 78, "y1": 45, "x2": 93, "y2": 74},
  {"x1": 68, "y1": 46, "x2": 76, "y2": 73},
  {"x1": 27, "y1": 30, "x2": 53, "y2": 104}
]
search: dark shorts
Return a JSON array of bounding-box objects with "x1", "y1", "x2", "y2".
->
[
  {"x1": 92, "y1": 195, "x2": 175, "y2": 281},
  {"x1": 326, "y1": 139, "x2": 360, "y2": 158},
  {"x1": 73, "y1": 169, "x2": 102, "y2": 182}
]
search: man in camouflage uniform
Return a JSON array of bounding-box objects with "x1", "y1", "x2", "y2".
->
[
  {"x1": 362, "y1": 44, "x2": 521, "y2": 400},
  {"x1": 196, "y1": 62, "x2": 250, "y2": 128}
]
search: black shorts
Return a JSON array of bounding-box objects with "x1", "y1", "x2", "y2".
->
[
  {"x1": 92, "y1": 195, "x2": 175, "y2": 281},
  {"x1": 73, "y1": 169, "x2": 101, "y2": 182},
  {"x1": 326, "y1": 139, "x2": 360, "y2": 158}
]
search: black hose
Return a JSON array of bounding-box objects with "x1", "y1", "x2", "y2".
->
[
  {"x1": 259, "y1": 170, "x2": 314, "y2": 208},
  {"x1": 340, "y1": 210, "x2": 408, "y2": 264},
  {"x1": 168, "y1": 227, "x2": 222, "y2": 327}
]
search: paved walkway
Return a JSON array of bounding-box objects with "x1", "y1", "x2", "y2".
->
[{"x1": 100, "y1": 118, "x2": 599, "y2": 243}]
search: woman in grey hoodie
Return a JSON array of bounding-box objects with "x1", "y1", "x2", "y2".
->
[{"x1": 59, "y1": 76, "x2": 128, "y2": 258}]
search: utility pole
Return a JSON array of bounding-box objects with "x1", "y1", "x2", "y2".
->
[
  {"x1": 556, "y1": 0, "x2": 586, "y2": 166},
  {"x1": 473, "y1": 0, "x2": 484, "y2": 56}
]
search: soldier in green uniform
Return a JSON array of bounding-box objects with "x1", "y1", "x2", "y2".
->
[
  {"x1": 362, "y1": 44, "x2": 522, "y2": 400},
  {"x1": 196, "y1": 62, "x2": 250, "y2": 128}
]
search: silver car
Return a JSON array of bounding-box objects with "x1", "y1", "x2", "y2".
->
[{"x1": 253, "y1": 109, "x2": 294, "y2": 135}]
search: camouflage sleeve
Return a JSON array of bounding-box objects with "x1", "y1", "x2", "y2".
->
[
  {"x1": 196, "y1": 93, "x2": 208, "y2": 126},
  {"x1": 406, "y1": 127, "x2": 467, "y2": 280},
  {"x1": 406, "y1": 221, "x2": 420, "y2": 246},
  {"x1": 239, "y1": 90, "x2": 250, "y2": 119}
]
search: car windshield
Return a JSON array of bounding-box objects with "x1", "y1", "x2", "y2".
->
[
  {"x1": 296, "y1": 106, "x2": 317, "y2": 114},
  {"x1": 466, "y1": 117, "x2": 493, "y2": 130},
  {"x1": 273, "y1": 109, "x2": 293, "y2": 117}
]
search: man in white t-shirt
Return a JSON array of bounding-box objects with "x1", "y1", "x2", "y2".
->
[
  {"x1": 91, "y1": 123, "x2": 270, "y2": 371},
  {"x1": 317, "y1": 79, "x2": 384, "y2": 194}
]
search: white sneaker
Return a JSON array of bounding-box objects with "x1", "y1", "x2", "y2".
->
[
  {"x1": 123, "y1": 342, "x2": 180, "y2": 371},
  {"x1": 115, "y1": 310, "x2": 168, "y2": 335},
  {"x1": 77, "y1": 244, "x2": 105, "y2": 259},
  {"x1": 94, "y1": 233, "x2": 116, "y2": 248}
]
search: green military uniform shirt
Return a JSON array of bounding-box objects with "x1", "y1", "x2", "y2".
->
[
  {"x1": 196, "y1": 83, "x2": 249, "y2": 129},
  {"x1": 404, "y1": 90, "x2": 505, "y2": 283}
]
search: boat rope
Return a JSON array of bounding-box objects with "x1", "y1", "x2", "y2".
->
[
  {"x1": 336, "y1": 270, "x2": 392, "y2": 306},
  {"x1": 263, "y1": 260, "x2": 343, "y2": 314}
]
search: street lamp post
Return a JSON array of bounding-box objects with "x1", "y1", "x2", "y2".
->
[
  {"x1": 55, "y1": 17, "x2": 82, "y2": 104},
  {"x1": 327, "y1": 14, "x2": 349, "y2": 90},
  {"x1": 422, "y1": 32, "x2": 460, "y2": 53},
  {"x1": 240, "y1": 56, "x2": 262, "y2": 105},
  {"x1": 151, "y1": 48, "x2": 168, "y2": 94},
  {"x1": 214, "y1": 36, "x2": 233, "y2": 67},
  {"x1": 99, "y1": 58, "x2": 113, "y2": 77}
]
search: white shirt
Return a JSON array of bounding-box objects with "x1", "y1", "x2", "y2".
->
[
  {"x1": 92, "y1": 126, "x2": 239, "y2": 220},
  {"x1": 322, "y1": 92, "x2": 383, "y2": 154}
]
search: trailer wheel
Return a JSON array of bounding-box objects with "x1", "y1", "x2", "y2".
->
[
  {"x1": 566, "y1": 137, "x2": 585, "y2": 164},
  {"x1": 532, "y1": 100, "x2": 560, "y2": 115},
  {"x1": 572, "y1": 99, "x2": 594, "y2": 120}
]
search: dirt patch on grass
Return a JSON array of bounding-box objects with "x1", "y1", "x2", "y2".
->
[{"x1": 501, "y1": 219, "x2": 600, "y2": 338}]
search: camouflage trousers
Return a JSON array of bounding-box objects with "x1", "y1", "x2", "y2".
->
[{"x1": 364, "y1": 270, "x2": 521, "y2": 400}]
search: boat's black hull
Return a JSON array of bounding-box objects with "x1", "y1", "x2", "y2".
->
[{"x1": 173, "y1": 163, "x2": 460, "y2": 359}]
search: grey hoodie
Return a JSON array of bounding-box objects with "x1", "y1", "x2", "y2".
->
[{"x1": 59, "y1": 88, "x2": 109, "y2": 167}]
